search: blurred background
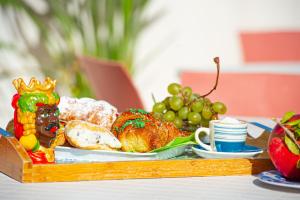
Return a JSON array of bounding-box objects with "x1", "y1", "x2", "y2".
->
[{"x1": 0, "y1": 0, "x2": 300, "y2": 128}]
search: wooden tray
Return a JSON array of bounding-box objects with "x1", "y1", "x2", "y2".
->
[{"x1": 0, "y1": 134, "x2": 274, "y2": 183}]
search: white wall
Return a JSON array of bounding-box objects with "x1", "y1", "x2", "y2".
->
[{"x1": 134, "y1": 0, "x2": 300, "y2": 110}]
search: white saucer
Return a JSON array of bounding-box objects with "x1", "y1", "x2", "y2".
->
[
  {"x1": 192, "y1": 145, "x2": 263, "y2": 159},
  {"x1": 258, "y1": 170, "x2": 300, "y2": 189}
]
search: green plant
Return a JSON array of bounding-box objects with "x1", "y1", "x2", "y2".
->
[{"x1": 0, "y1": 0, "x2": 159, "y2": 97}]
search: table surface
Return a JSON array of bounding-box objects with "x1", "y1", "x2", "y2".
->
[
  {"x1": 0, "y1": 172, "x2": 299, "y2": 200},
  {"x1": 1, "y1": 117, "x2": 299, "y2": 200}
]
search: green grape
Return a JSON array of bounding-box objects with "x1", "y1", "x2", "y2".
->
[
  {"x1": 211, "y1": 114, "x2": 218, "y2": 120},
  {"x1": 163, "y1": 111, "x2": 176, "y2": 122},
  {"x1": 189, "y1": 94, "x2": 198, "y2": 102},
  {"x1": 178, "y1": 106, "x2": 189, "y2": 119},
  {"x1": 174, "y1": 117, "x2": 183, "y2": 128},
  {"x1": 191, "y1": 100, "x2": 204, "y2": 112},
  {"x1": 202, "y1": 106, "x2": 213, "y2": 120},
  {"x1": 153, "y1": 112, "x2": 163, "y2": 119},
  {"x1": 189, "y1": 125, "x2": 199, "y2": 132},
  {"x1": 193, "y1": 93, "x2": 201, "y2": 98},
  {"x1": 182, "y1": 86, "x2": 192, "y2": 98},
  {"x1": 163, "y1": 97, "x2": 171, "y2": 109},
  {"x1": 188, "y1": 112, "x2": 201, "y2": 125},
  {"x1": 204, "y1": 98, "x2": 211, "y2": 105},
  {"x1": 152, "y1": 102, "x2": 166, "y2": 113},
  {"x1": 162, "y1": 83, "x2": 226, "y2": 131},
  {"x1": 169, "y1": 96, "x2": 184, "y2": 111},
  {"x1": 201, "y1": 118, "x2": 210, "y2": 127},
  {"x1": 167, "y1": 83, "x2": 181, "y2": 95},
  {"x1": 212, "y1": 102, "x2": 227, "y2": 114}
]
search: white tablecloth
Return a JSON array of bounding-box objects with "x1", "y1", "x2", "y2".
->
[
  {"x1": 0, "y1": 173, "x2": 299, "y2": 200},
  {"x1": 1, "y1": 117, "x2": 299, "y2": 199}
]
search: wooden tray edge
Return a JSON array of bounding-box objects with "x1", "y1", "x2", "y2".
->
[{"x1": 0, "y1": 136, "x2": 274, "y2": 183}]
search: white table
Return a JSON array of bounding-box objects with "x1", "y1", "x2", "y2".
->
[
  {"x1": 0, "y1": 118, "x2": 298, "y2": 199},
  {"x1": 0, "y1": 172, "x2": 299, "y2": 200}
]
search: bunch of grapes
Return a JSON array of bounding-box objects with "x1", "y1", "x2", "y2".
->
[{"x1": 152, "y1": 83, "x2": 227, "y2": 131}]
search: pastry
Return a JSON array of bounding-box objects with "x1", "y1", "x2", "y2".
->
[
  {"x1": 59, "y1": 96, "x2": 117, "y2": 130},
  {"x1": 111, "y1": 109, "x2": 188, "y2": 152},
  {"x1": 65, "y1": 120, "x2": 121, "y2": 150}
]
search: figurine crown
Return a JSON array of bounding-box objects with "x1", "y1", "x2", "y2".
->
[{"x1": 13, "y1": 77, "x2": 56, "y2": 95}]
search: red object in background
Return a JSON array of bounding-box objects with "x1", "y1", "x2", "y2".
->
[
  {"x1": 181, "y1": 72, "x2": 300, "y2": 117},
  {"x1": 77, "y1": 56, "x2": 144, "y2": 112},
  {"x1": 240, "y1": 31, "x2": 300, "y2": 62}
]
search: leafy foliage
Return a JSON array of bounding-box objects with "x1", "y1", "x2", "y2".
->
[{"x1": 0, "y1": 0, "x2": 158, "y2": 97}]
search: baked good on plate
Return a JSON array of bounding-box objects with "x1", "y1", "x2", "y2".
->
[
  {"x1": 111, "y1": 109, "x2": 188, "y2": 152},
  {"x1": 59, "y1": 96, "x2": 117, "y2": 130},
  {"x1": 65, "y1": 120, "x2": 121, "y2": 150}
]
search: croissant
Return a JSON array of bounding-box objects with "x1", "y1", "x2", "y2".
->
[{"x1": 111, "y1": 109, "x2": 188, "y2": 152}]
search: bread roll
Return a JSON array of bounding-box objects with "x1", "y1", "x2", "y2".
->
[{"x1": 65, "y1": 120, "x2": 121, "y2": 150}]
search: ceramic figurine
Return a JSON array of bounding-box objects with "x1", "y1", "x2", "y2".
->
[{"x1": 11, "y1": 77, "x2": 65, "y2": 164}]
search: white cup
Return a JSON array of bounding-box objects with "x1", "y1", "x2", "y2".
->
[{"x1": 195, "y1": 120, "x2": 248, "y2": 152}]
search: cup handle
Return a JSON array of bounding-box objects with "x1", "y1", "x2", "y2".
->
[{"x1": 195, "y1": 127, "x2": 212, "y2": 151}]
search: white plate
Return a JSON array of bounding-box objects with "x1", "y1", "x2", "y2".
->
[
  {"x1": 191, "y1": 145, "x2": 263, "y2": 159},
  {"x1": 258, "y1": 170, "x2": 300, "y2": 189},
  {"x1": 55, "y1": 145, "x2": 189, "y2": 163}
]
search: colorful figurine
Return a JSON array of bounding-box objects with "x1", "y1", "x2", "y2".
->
[{"x1": 11, "y1": 77, "x2": 65, "y2": 164}]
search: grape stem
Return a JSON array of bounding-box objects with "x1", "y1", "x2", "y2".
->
[
  {"x1": 201, "y1": 57, "x2": 220, "y2": 97},
  {"x1": 151, "y1": 93, "x2": 157, "y2": 104}
]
